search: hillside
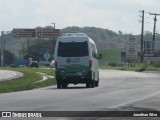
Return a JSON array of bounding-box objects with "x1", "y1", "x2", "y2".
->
[
  {"x1": 2, "y1": 26, "x2": 156, "y2": 59},
  {"x1": 61, "y1": 26, "x2": 127, "y2": 49}
]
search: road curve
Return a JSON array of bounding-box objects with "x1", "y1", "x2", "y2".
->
[
  {"x1": 0, "y1": 69, "x2": 160, "y2": 112},
  {"x1": 0, "y1": 70, "x2": 23, "y2": 81}
]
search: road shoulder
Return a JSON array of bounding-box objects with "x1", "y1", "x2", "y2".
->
[{"x1": 0, "y1": 70, "x2": 23, "y2": 81}]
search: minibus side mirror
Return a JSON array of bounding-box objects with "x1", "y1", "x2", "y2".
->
[{"x1": 97, "y1": 54, "x2": 102, "y2": 59}]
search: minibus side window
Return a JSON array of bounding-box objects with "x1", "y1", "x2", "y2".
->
[{"x1": 91, "y1": 44, "x2": 97, "y2": 58}]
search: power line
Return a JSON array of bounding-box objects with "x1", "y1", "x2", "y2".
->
[
  {"x1": 122, "y1": 22, "x2": 140, "y2": 34},
  {"x1": 111, "y1": 14, "x2": 139, "y2": 30}
]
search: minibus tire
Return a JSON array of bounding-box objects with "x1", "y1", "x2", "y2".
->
[
  {"x1": 95, "y1": 81, "x2": 99, "y2": 87},
  {"x1": 86, "y1": 82, "x2": 90, "y2": 88},
  {"x1": 62, "y1": 83, "x2": 67, "y2": 88},
  {"x1": 91, "y1": 80, "x2": 95, "y2": 88},
  {"x1": 57, "y1": 81, "x2": 62, "y2": 89}
]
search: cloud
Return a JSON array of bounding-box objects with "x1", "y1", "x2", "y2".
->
[
  {"x1": 0, "y1": 0, "x2": 160, "y2": 34},
  {"x1": 112, "y1": 0, "x2": 158, "y2": 7}
]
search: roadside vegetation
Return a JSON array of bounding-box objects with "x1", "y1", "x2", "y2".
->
[
  {"x1": 1, "y1": 49, "x2": 160, "y2": 93},
  {"x1": 0, "y1": 67, "x2": 56, "y2": 93},
  {"x1": 98, "y1": 49, "x2": 160, "y2": 71},
  {"x1": 100, "y1": 62, "x2": 160, "y2": 71},
  {"x1": 98, "y1": 49, "x2": 121, "y2": 62}
]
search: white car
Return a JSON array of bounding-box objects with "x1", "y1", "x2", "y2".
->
[{"x1": 50, "y1": 60, "x2": 55, "y2": 68}]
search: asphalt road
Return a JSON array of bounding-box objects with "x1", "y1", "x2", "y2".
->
[
  {"x1": 0, "y1": 70, "x2": 23, "y2": 81},
  {"x1": 0, "y1": 69, "x2": 160, "y2": 120}
]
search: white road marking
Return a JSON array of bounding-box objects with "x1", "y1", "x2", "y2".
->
[{"x1": 108, "y1": 89, "x2": 160, "y2": 109}]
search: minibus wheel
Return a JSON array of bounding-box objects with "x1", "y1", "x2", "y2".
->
[
  {"x1": 57, "y1": 81, "x2": 62, "y2": 89},
  {"x1": 62, "y1": 83, "x2": 67, "y2": 88}
]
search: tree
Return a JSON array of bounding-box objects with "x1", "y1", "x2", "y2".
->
[
  {"x1": 26, "y1": 38, "x2": 56, "y2": 61},
  {"x1": 0, "y1": 50, "x2": 15, "y2": 65},
  {"x1": 118, "y1": 30, "x2": 123, "y2": 35}
]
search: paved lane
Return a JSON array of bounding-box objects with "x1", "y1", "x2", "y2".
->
[
  {"x1": 0, "y1": 70, "x2": 23, "y2": 81},
  {"x1": 0, "y1": 70, "x2": 160, "y2": 112}
]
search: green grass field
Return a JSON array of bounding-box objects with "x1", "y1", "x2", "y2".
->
[
  {"x1": 1, "y1": 49, "x2": 160, "y2": 93},
  {"x1": 0, "y1": 67, "x2": 56, "y2": 93},
  {"x1": 98, "y1": 49, "x2": 121, "y2": 62},
  {"x1": 98, "y1": 49, "x2": 160, "y2": 72}
]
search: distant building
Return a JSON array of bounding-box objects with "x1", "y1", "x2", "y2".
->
[{"x1": 144, "y1": 39, "x2": 160, "y2": 61}]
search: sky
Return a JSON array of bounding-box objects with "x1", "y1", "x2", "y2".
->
[{"x1": 0, "y1": 0, "x2": 160, "y2": 35}]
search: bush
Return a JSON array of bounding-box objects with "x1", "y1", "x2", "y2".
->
[
  {"x1": 0, "y1": 50, "x2": 15, "y2": 65},
  {"x1": 151, "y1": 62, "x2": 160, "y2": 67},
  {"x1": 108, "y1": 62, "x2": 117, "y2": 66}
]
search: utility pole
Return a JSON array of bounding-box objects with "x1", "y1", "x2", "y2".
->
[
  {"x1": 140, "y1": 10, "x2": 144, "y2": 63},
  {"x1": 28, "y1": 39, "x2": 30, "y2": 56},
  {"x1": 51, "y1": 23, "x2": 55, "y2": 29},
  {"x1": 1, "y1": 31, "x2": 11, "y2": 67},
  {"x1": 1, "y1": 31, "x2": 4, "y2": 67},
  {"x1": 149, "y1": 13, "x2": 160, "y2": 51}
]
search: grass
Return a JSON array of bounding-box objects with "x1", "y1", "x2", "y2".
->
[
  {"x1": 1, "y1": 49, "x2": 160, "y2": 93},
  {"x1": 0, "y1": 67, "x2": 56, "y2": 93},
  {"x1": 98, "y1": 49, "x2": 160, "y2": 72},
  {"x1": 100, "y1": 62, "x2": 160, "y2": 71},
  {"x1": 98, "y1": 49, "x2": 121, "y2": 62}
]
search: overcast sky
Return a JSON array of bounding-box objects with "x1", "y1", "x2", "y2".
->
[{"x1": 0, "y1": 0, "x2": 160, "y2": 35}]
